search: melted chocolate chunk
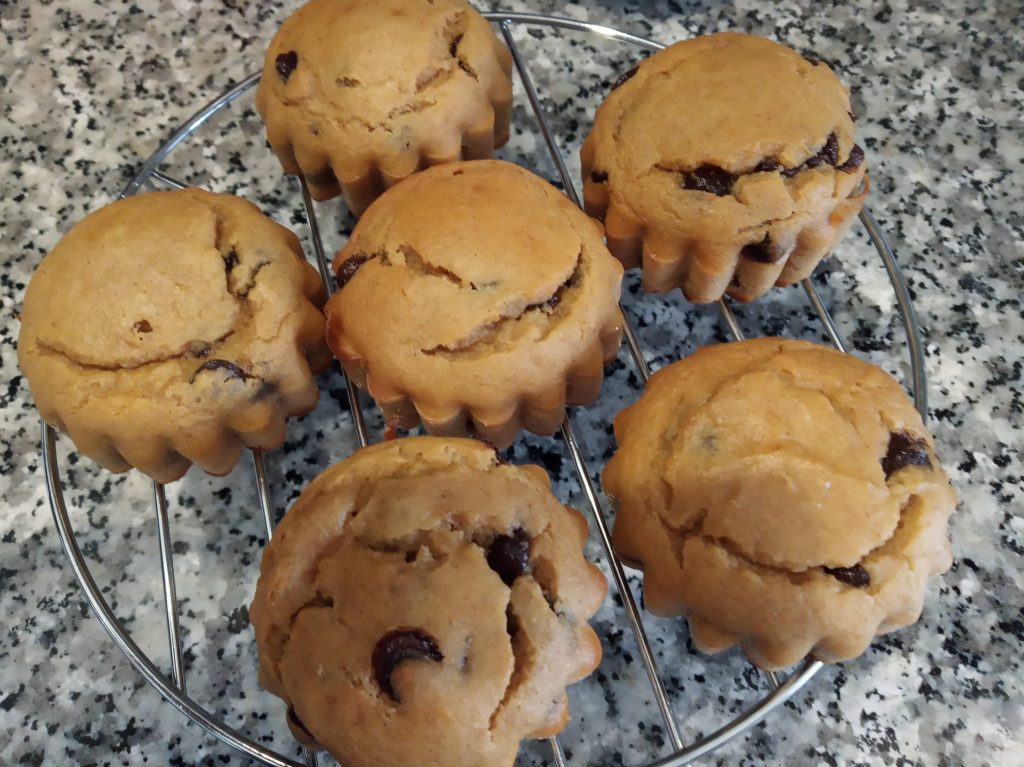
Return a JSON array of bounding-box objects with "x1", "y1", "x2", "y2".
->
[
  {"x1": 590, "y1": 170, "x2": 609, "y2": 183},
  {"x1": 780, "y1": 133, "x2": 842, "y2": 177},
  {"x1": 740, "y1": 234, "x2": 777, "y2": 264},
  {"x1": 821, "y1": 132, "x2": 840, "y2": 165},
  {"x1": 755, "y1": 159, "x2": 781, "y2": 173},
  {"x1": 336, "y1": 254, "x2": 371, "y2": 289},
  {"x1": 223, "y1": 248, "x2": 239, "y2": 272},
  {"x1": 276, "y1": 51, "x2": 298, "y2": 81},
  {"x1": 805, "y1": 132, "x2": 839, "y2": 169},
  {"x1": 611, "y1": 65, "x2": 638, "y2": 90},
  {"x1": 681, "y1": 165, "x2": 737, "y2": 197},
  {"x1": 824, "y1": 564, "x2": 871, "y2": 587},
  {"x1": 526, "y1": 262, "x2": 580, "y2": 312},
  {"x1": 486, "y1": 528, "x2": 530, "y2": 586},
  {"x1": 837, "y1": 144, "x2": 866, "y2": 173},
  {"x1": 372, "y1": 628, "x2": 443, "y2": 703},
  {"x1": 190, "y1": 359, "x2": 257, "y2": 384},
  {"x1": 449, "y1": 34, "x2": 463, "y2": 57},
  {"x1": 881, "y1": 431, "x2": 932, "y2": 477},
  {"x1": 133, "y1": 319, "x2": 153, "y2": 333}
]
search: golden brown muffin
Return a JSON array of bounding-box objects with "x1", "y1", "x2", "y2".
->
[
  {"x1": 603, "y1": 339, "x2": 956, "y2": 670},
  {"x1": 325, "y1": 160, "x2": 624, "y2": 447},
  {"x1": 250, "y1": 436, "x2": 606, "y2": 767},
  {"x1": 256, "y1": 0, "x2": 513, "y2": 215},
  {"x1": 18, "y1": 189, "x2": 329, "y2": 483},
  {"x1": 581, "y1": 32, "x2": 869, "y2": 303}
]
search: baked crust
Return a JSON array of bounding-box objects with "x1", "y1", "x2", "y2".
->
[
  {"x1": 602, "y1": 339, "x2": 956, "y2": 669},
  {"x1": 580, "y1": 32, "x2": 869, "y2": 303},
  {"x1": 250, "y1": 436, "x2": 606, "y2": 767},
  {"x1": 325, "y1": 160, "x2": 624, "y2": 447},
  {"x1": 17, "y1": 189, "x2": 329, "y2": 482},
  {"x1": 256, "y1": 0, "x2": 513, "y2": 215}
]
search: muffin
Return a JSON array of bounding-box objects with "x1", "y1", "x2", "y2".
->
[
  {"x1": 581, "y1": 32, "x2": 869, "y2": 303},
  {"x1": 256, "y1": 0, "x2": 513, "y2": 215},
  {"x1": 602, "y1": 339, "x2": 956, "y2": 670},
  {"x1": 250, "y1": 437, "x2": 606, "y2": 767},
  {"x1": 325, "y1": 160, "x2": 624, "y2": 447},
  {"x1": 18, "y1": 189, "x2": 330, "y2": 483}
]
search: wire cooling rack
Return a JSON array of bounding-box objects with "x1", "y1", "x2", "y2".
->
[{"x1": 43, "y1": 13, "x2": 928, "y2": 767}]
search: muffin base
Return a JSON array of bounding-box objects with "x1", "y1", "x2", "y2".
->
[{"x1": 335, "y1": 320, "x2": 623, "y2": 447}]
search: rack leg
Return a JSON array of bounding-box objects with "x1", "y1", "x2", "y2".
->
[
  {"x1": 153, "y1": 482, "x2": 187, "y2": 693},
  {"x1": 251, "y1": 451, "x2": 319, "y2": 767},
  {"x1": 560, "y1": 417, "x2": 685, "y2": 751}
]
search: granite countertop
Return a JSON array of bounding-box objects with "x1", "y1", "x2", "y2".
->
[{"x1": 1, "y1": 0, "x2": 1021, "y2": 765}]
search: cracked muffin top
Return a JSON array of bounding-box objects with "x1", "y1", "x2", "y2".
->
[
  {"x1": 603, "y1": 338, "x2": 956, "y2": 670},
  {"x1": 325, "y1": 160, "x2": 624, "y2": 446},
  {"x1": 18, "y1": 189, "x2": 329, "y2": 482},
  {"x1": 250, "y1": 437, "x2": 606, "y2": 767},
  {"x1": 580, "y1": 32, "x2": 868, "y2": 303},
  {"x1": 256, "y1": 0, "x2": 513, "y2": 213}
]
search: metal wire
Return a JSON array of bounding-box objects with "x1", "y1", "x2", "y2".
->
[
  {"x1": 803, "y1": 279, "x2": 849, "y2": 352},
  {"x1": 501, "y1": 19, "x2": 684, "y2": 750},
  {"x1": 153, "y1": 482, "x2": 186, "y2": 693},
  {"x1": 251, "y1": 450, "x2": 320, "y2": 767},
  {"x1": 42, "y1": 12, "x2": 931, "y2": 767},
  {"x1": 44, "y1": 428, "x2": 306, "y2": 767},
  {"x1": 297, "y1": 177, "x2": 370, "y2": 449}
]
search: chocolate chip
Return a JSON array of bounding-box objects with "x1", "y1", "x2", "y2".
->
[
  {"x1": 336, "y1": 254, "x2": 371, "y2": 289},
  {"x1": 805, "y1": 55, "x2": 820, "y2": 66},
  {"x1": 681, "y1": 165, "x2": 737, "y2": 197},
  {"x1": 821, "y1": 132, "x2": 840, "y2": 166},
  {"x1": 837, "y1": 144, "x2": 866, "y2": 173},
  {"x1": 189, "y1": 359, "x2": 257, "y2": 384},
  {"x1": 781, "y1": 133, "x2": 841, "y2": 176},
  {"x1": 449, "y1": 34, "x2": 463, "y2": 58},
  {"x1": 223, "y1": 248, "x2": 239, "y2": 272},
  {"x1": 611, "y1": 65, "x2": 638, "y2": 90},
  {"x1": 276, "y1": 51, "x2": 298, "y2": 81},
  {"x1": 881, "y1": 431, "x2": 932, "y2": 477},
  {"x1": 805, "y1": 132, "x2": 839, "y2": 169},
  {"x1": 133, "y1": 319, "x2": 152, "y2": 333},
  {"x1": 740, "y1": 234, "x2": 777, "y2": 263},
  {"x1": 590, "y1": 170, "x2": 609, "y2": 183},
  {"x1": 372, "y1": 628, "x2": 443, "y2": 702},
  {"x1": 182, "y1": 340, "x2": 211, "y2": 359},
  {"x1": 486, "y1": 529, "x2": 530, "y2": 586},
  {"x1": 527, "y1": 261, "x2": 580, "y2": 313},
  {"x1": 824, "y1": 564, "x2": 871, "y2": 587},
  {"x1": 755, "y1": 159, "x2": 781, "y2": 173}
]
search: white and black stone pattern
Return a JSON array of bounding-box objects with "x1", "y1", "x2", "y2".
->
[{"x1": 1, "y1": 1, "x2": 1021, "y2": 766}]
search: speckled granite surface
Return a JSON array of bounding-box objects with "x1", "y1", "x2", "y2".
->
[{"x1": 1, "y1": 0, "x2": 1021, "y2": 765}]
